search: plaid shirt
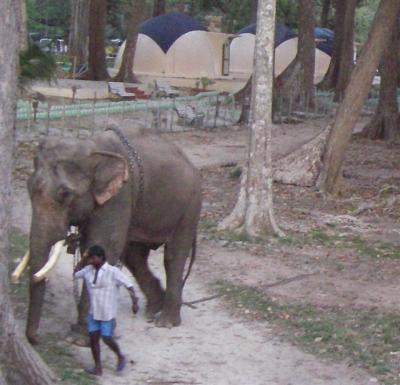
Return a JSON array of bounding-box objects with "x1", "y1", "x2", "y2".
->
[{"x1": 74, "y1": 262, "x2": 134, "y2": 321}]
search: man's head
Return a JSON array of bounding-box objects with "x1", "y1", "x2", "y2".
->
[{"x1": 86, "y1": 245, "x2": 106, "y2": 268}]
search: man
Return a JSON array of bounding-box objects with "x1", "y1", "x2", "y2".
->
[{"x1": 74, "y1": 245, "x2": 139, "y2": 376}]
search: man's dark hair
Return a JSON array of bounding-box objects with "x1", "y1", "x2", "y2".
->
[{"x1": 87, "y1": 245, "x2": 106, "y2": 261}]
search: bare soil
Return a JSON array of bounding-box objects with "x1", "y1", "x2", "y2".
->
[{"x1": 11, "y1": 119, "x2": 400, "y2": 385}]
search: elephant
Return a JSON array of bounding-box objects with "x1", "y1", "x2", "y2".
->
[{"x1": 23, "y1": 126, "x2": 202, "y2": 344}]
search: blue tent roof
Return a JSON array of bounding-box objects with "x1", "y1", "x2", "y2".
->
[
  {"x1": 238, "y1": 24, "x2": 334, "y2": 56},
  {"x1": 314, "y1": 27, "x2": 334, "y2": 56},
  {"x1": 139, "y1": 12, "x2": 207, "y2": 53},
  {"x1": 238, "y1": 23, "x2": 297, "y2": 47}
]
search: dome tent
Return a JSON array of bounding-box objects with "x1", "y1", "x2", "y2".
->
[
  {"x1": 139, "y1": 12, "x2": 207, "y2": 53},
  {"x1": 314, "y1": 27, "x2": 334, "y2": 56},
  {"x1": 230, "y1": 22, "x2": 297, "y2": 78},
  {"x1": 114, "y1": 12, "x2": 227, "y2": 79},
  {"x1": 230, "y1": 22, "x2": 332, "y2": 83}
]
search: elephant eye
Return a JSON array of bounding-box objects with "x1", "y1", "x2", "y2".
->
[{"x1": 56, "y1": 185, "x2": 74, "y2": 204}]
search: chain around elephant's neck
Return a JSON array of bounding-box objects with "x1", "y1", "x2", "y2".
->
[{"x1": 106, "y1": 126, "x2": 144, "y2": 206}]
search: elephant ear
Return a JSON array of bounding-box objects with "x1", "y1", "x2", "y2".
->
[{"x1": 90, "y1": 151, "x2": 129, "y2": 205}]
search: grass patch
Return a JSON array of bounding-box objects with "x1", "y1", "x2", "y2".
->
[
  {"x1": 348, "y1": 236, "x2": 400, "y2": 259},
  {"x1": 35, "y1": 335, "x2": 95, "y2": 385},
  {"x1": 216, "y1": 281, "x2": 400, "y2": 385},
  {"x1": 9, "y1": 228, "x2": 95, "y2": 385}
]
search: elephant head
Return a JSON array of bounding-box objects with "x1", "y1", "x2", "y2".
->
[{"x1": 25, "y1": 137, "x2": 129, "y2": 344}]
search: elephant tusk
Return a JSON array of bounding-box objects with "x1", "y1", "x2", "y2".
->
[
  {"x1": 11, "y1": 251, "x2": 30, "y2": 284},
  {"x1": 32, "y1": 240, "x2": 66, "y2": 283}
]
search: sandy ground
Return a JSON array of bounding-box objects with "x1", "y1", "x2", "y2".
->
[
  {"x1": 12, "y1": 121, "x2": 390, "y2": 385},
  {"x1": 43, "y1": 249, "x2": 377, "y2": 385}
]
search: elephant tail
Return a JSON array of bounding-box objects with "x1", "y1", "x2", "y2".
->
[{"x1": 182, "y1": 234, "x2": 197, "y2": 288}]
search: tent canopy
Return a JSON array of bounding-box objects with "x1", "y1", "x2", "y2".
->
[
  {"x1": 139, "y1": 12, "x2": 207, "y2": 53},
  {"x1": 238, "y1": 23, "x2": 297, "y2": 47},
  {"x1": 238, "y1": 23, "x2": 334, "y2": 56},
  {"x1": 314, "y1": 27, "x2": 334, "y2": 56}
]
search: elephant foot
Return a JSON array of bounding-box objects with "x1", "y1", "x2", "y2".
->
[
  {"x1": 154, "y1": 311, "x2": 181, "y2": 328},
  {"x1": 26, "y1": 332, "x2": 39, "y2": 345},
  {"x1": 69, "y1": 323, "x2": 89, "y2": 347},
  {"x1": 66, "y1": 333, "x2": 90, "y2": 347},
  {"x1": 145, "y1": 301, "x2": 164, "y2": 321}
]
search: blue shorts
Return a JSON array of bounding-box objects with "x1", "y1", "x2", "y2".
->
[{"x1": 87, "y1": 314, "x2": 115, "y2": 337}]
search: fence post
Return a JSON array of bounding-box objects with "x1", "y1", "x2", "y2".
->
[
  {"x1": 91, "y1": 92, "x2": 96, "y2": 136},
  {"x1": 46, "y1": 105, "x2": 50, "y2": 135}
]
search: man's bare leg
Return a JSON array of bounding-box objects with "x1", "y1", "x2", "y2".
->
[
  {"x1": 102, "y1": 336, "x2": 126, "y2": 372},
  {"x1": 87, "y1": 331, "x2": 102, "y2": 375}
]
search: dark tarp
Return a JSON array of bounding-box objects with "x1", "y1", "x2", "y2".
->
[
  {"x1": 238, "y1": 23, "x2": 297, "y2": 47},
  {"x1": 314, "y1": 27, "x2": 334, "y2": 56},
  {"x1": 139, "y1": 12, "x2": 207, "y2": 53},
  {"x1": 238, "y1": 23, "x2": 334, "y2": 56}
]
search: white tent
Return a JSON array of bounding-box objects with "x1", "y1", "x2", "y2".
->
[
  {"x1": 229, "y1": 34, "x2": 331, "y2": 84},
  {"x1": 114, "y1": 31, "x2": 232, "y2": 79},
  {"x1": 114, "y1": 34, "x2": 167, "y2": 75},
  {"x1": 165, "y1": 31, "x2": 217, "y2": 77}
]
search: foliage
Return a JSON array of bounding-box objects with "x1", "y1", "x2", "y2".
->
[
  {"x1": 19, "y1": 43, "x2": 57, "y2": 84},
  {"x1": 26, "y1": 0, "x2": 71, "y2": 39},
  {"x1": 355, "y1": 0, "x2": 380, "y2": 44},
  {"x1": 24, "y1": 0, "x2": 380, "y2": 42}
]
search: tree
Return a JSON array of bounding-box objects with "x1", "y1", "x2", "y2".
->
[
  {"x1": 85, "y1": 0, "x2": 109, "y2": 80},
  {"x1": 320, "y1": 0, "x2": 357, "y2": 101},
  {"x1": 320, "y1": 0, "x2": 331, "y2": 27},
  {"x1": 362, "y1": 17, "x2": 400, "y2": 142},
  {"x1": 113, "y1": 0, "x2": 148, "y2": 83},
  {"x1": 15, "y1": 0, "x2": 28, "y2": 51},
  {"x1": 0, "y1": 2, "x2": 56, "y2": 384},
  {"x1": 69, "y1": 0, "x2": 90, "y2": 70},
  {"x1": 153, "y1": 0, "x2": 166, "y2": 17},
  {"x1": 219, "y1": 0, "x2": 283, "y2": 237},
  {"x1": 275, "y1": 0, "x2": 316, "y2": 108},
  {"x1": 318, "y1": 0, "x2": 400, "y2": 194}
]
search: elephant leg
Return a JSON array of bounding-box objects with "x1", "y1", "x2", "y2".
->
[
  {"x1": 155, "y1": 237, "x2": 192, "y2": 328},
  {"x1": 76, "y1": 284, "x2": 89, "y2": 331},
  {"x1": 124, "y1": 242, "x2": 165, "y2": 320}
]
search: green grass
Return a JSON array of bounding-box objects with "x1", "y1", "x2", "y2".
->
[
  {"x1": 9, "y1": 228, "x2": 95, "y2": 385},
  {"x1": 35, "y1": 335, "x2": 95, "y2": 385},
  {"x1": 200, "y1": 218, "x2": 400, "y2": 260},
  {"x1": 216, "y1": 281, "x2": 400, "y2": 385}
]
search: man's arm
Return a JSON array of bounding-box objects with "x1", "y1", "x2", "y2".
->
[
  {"x1": 73, "y1": 251, "x2": 91, "y2": 278},
  {"x1": 114, "y1": 269, "x2": 139, "y2": 314},
  {"x1": 127, "y1": 286, "x2": 139, "y2": 314}
]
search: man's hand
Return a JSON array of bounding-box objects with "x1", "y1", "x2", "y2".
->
[
  {"x1": 132, "y1": 298, "x2": 139, "y2": 314},
  {"x1": 73, "y1": 250, "x2": 91, "y2": 274},
  {"x1": 127, "y1": 287, "x2": 139, "y2": 314}
]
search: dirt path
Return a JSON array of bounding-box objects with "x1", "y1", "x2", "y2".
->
[{"x1": 45, "y1": 250, "x2": 377, "y2": 385}]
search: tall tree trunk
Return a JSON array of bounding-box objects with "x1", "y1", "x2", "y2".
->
[
  {"x1": 15, "y1": 0, "x2": 27, "y2": 51},
  {"x1": 320, "y1": 0, "x2": 331, "y2": 27},
  {"x1": 69, "y1": 0, "x2": 90, "y2": 70},
  {"x1": 219, "y1": 0, "x2": 283, "y2": 237},
  {"x1": 362, "y1": 18, "x2": 400, "y2": 142},
  {"x1": 275, "y1": 0, "x2": 315, "y2": 109},
  {"x1": 318, "y1": 0, "x2": 400, "y2": 194},
  {"x1": 319, "y1": 0, "x2": 356, "y2": 101},
  {"x1": 251, "y1": 0, "x2": 258, "y2": 23},
  {"x1": 0, "y1": 2, "x2": 56, "y2": 385},
  {"x1": 113, "y1": 0, "x2": 147, "y2": 83},
  {"x1": 85, "y1": 0, "x2": 109, "y2": 80},
  {"x1": 153, "y1": 0, "x2": 166, "y2": 17},
  {"x1": 334, "y1": 0, "x2": 357, "y2": 101}
]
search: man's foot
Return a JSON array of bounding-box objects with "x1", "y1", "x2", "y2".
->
[
  {"x1": 116, "y1": 355, "x2": 126, "y2": 373},
  {"x1": 85, "y1": 367, "x2": 102, "y2": 376}
]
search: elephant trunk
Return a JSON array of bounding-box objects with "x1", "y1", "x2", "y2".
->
[{"x1": 26, "y1": 210, "x2": 68, "y2": 344}]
